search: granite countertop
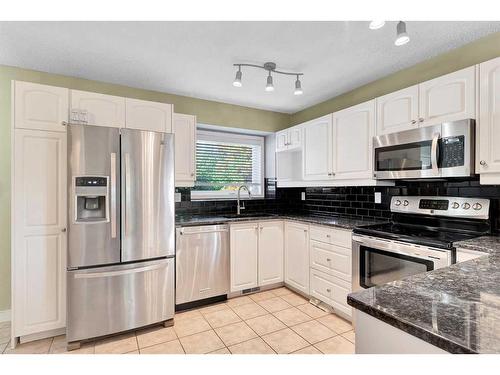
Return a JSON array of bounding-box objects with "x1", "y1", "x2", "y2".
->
[
  {"x1": 348, "y1": 235, "x2": 500, "y2": 354},
  {"x1": 175, "y1": 213, "x2": 386, "y2": 230}
]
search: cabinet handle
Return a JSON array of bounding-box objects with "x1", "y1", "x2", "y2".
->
[
  {"x1": 326, "y1": 288, "x2": 331, "y2": 293},
  {"x1": 411, "y1": 120, "x2": 417, "y2": 125},
  {"x1": 61, "y1": 228, "x2": 67, "y2": 233},
  {"x1": 190, "y1": 173, "x2": 195, "y2": 177},
  {"x1": 480, "y1": 160, "x2": 487, "y2": 166},
  {"x1": 303, "y1": 229, "x2": 308, "y2": 233},
  {"x1": 326, "y1": 234, "x2": 331, "y2": 238},
  {"x1": 326, "y1": 258, "x2": 331, "y2": 262},
  {"x1": 61, "y1": 121, "x2": 69, "y2": 126},
  {"x1": 419, "y1": 117, "x2": 424, "y2": 123}
]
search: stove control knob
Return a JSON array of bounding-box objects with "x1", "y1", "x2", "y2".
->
[
  {"x1": 395, "y1": 200, "x2": 402, "y2": 206},
  {"x1": 473, "y1": 203, "x2": 483, "y2": 211},
  {"x1": 451, "y1": 202, "x2": 460, "y2": 209},
  {"x1": 462, "y1": 203, "x2": 471, "y2": 210},
  {"x1": 403, "y1": 200, "x2": 409, "y2": 206}
]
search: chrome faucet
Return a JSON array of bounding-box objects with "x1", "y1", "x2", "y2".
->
[{"x1": 237, "y1": 185, "x2": 251, "y2": 215}]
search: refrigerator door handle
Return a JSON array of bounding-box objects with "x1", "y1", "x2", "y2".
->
[
  {"x1": 110, "y1": 152, "x2": 117, "y2": 238},
  {"x1": 74, "y1": 262, "x2": 168, "y2": 279},
  {"x1": 124, "y1": 152, "x2": 131, "y2": 237}
]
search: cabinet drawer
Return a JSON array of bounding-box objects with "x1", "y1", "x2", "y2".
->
[
  {"x1": 309, "y1": 225, "x2": 351, "y2": 248},
  {"x1": 310, "y1": 268, "x2": 352, "y2": 319},
  {"x1": 310, "y1": 240, "x2": 351, "y2": 281}
]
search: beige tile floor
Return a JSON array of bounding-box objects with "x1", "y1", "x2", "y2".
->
[{"x1": 0, "y1": 286, "x2": 355, "y2": 354}]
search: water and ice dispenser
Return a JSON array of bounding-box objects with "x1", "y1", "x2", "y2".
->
[{"x1": 74, "y1": 176, "x2": 109, "y2": 223}]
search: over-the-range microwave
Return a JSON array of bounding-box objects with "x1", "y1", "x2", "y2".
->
[{"x1": 373, "y1": 119, "x2": 475, "y2": 180}]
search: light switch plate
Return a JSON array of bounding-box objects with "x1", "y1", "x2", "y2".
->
[
  {"x1": 175, "y1": 193, "x2": 182, "y2": 203},
  {"x1": 374, "y1": 192, "x2": 382, "y2": 204},
  {"x1": 301, "y1": 192, "x2": 306, "y2": 201}
]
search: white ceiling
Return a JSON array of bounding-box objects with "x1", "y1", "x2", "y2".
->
[{"x1": 1, "y1": 21, "x2": 499, "y2": 114}]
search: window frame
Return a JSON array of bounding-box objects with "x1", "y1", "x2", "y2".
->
[{"x1": 191, "y1": 129, "x2": 265, "y2": 201}]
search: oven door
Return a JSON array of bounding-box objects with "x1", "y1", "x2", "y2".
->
[
  {"x1": 373, "y1": 124, "x2": 441, "y2": 179},
  {"x1": 352, "y1": 235, "x2": 450, "y2": 292}
]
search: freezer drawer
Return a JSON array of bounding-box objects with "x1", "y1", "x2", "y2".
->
[
  {"x1": 176, "y1": 225, "x2": 229, "y2": 305},
  {"x1": 67, "y1": 258, "x2": 174, "y2": 343}
]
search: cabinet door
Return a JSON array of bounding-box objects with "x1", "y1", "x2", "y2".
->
[
  {"x1": 230, "y1": 223, "x2": 259, "y2": 292},
  {"x1": 302, "y1": 115, "x2": 333, "y2": 180},
  {"x1": 125, "y1": 98, "x2": 173, "y2": 132},
  {"x1": 376, "y1": 85, "x2": 419, "y2": 135},
  {"x1": 14, "y1": 81, "x2": 68, "y2": 132},
  {"x1": 276, "y1": 129, "x2": 289, "y2": 152},
  {"x1": 310, "y1": 269, "x2": 352, "y2": 319},
  {"x1": 13, "y1": 129, "x2": 67, "y2": 337},
  {"x1": 284, "y1": 221, "x2": 310, "y2": 294},
  {"x1": 173, "y1": 113, "x2": 196, "y2": 186},
  {"x1": 332, "y1": 100, "x2": 375, "y2": 180},
  {"x1": 479, "y1": 57, "x2": 500, "y2": 174},
  {"x1": 288, "y1": 126, "x2": 303, "y2": 150},
  {"x1": 70, "y1": 90, "x2": 125, "y2": 128},
  {"x1": 258, "y1": 221, "x2": 284, "y2": 286},
  {"x1": 418, "y1": 66, "x2": 476, "y2": 127}
]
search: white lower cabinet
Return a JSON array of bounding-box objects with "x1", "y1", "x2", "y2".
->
[
  {"x1": 284, "y1": 221, "x2": 310, "y2": 295},
  {"x1": 230, "y1": 221, "x2": 284, "y2": 292},
  {"x1": 230, "y1": 223, "x2": 259, "y2": 292},
  {"x1": 13, "y1": 129, "x2": 67, "y2": 338},
  {"x1": 258, "y1": 221, "x2": 284, "y2": 287},
  {"x1": 310, "y1": 268, "x2": 352, "y2": 319},
  {"x1": 310, "y1": 240, "x2": 351, "y2": 282}
]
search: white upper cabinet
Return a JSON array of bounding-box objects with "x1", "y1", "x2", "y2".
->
[
  {"x1": 13, "y1": 129, "x2": 67, "y2": 337},
  {"x1": 418, "y1": 66, "x2": 476, "y2": 127},
  {"x1": 302, "y1": 115, "x2": 333, "y2": 180},
  {"x1": 276, "y1": 126, "x2": 302, "y2": 152},
  {"x1": 14, "y1": 81, "x2": 68, "y2": 132},
  {"x1": 258, "y1": 221, "x2": 284, "y2": 287},
  {"x1": 230, "y1": 223, "x2": 259, "y2": 292},
  {"x1": 332, "y1": 100, "x2": 375, "y2": 180},
  {"x1": 125, "y1": 98, "x2": 173, "y2": 132},
  {"x1": 173, "y1": 113, "x2": 197, "y2": 186},
  {"x1": 478, "y1": 57, "x2": 500, "y2": 180},
  {"x1": 70, "y1": 90, "x2": 125, "y2": 128},
  {"x1": 376, "y1": 85, "x2": 419, "y2": 135}
]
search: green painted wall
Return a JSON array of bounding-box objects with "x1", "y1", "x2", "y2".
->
[
  {"x1": 0, "y1": 66, "x2": 290, "y2": 311},
  {"x1": 290, "y1": 31, "x2": 500, "y2": 125}
]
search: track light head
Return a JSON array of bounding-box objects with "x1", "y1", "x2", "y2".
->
[
  {"x1": 369, "y1": 20, "x2": 385, "y2": 30},
  {"x1": 233, "y1": 66, "x2": 242, "y2": 87},
  {"x1": 265, "y1": 72, "x2": 274, "y2": 92},
  {"x1": 395, "y1": 21, "x2": 410, "y2": 46},
  {"x1": 294, "y1": 76, "x2": 303, "y2": 95}
]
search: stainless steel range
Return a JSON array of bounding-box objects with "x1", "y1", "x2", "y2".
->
[
  {"x1": 352, "y1": 195, "x2": 491, "y2": 291},
  {"x1": 66, "y1": 124, "x2": 175, "y2": 348}
]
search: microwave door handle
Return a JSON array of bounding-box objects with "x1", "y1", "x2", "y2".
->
[{"x1": 431, "y1": 132, "x2": 440, "y2": 175}]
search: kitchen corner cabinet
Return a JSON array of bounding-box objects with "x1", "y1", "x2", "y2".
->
[
  {"x1": 230, "y1": 223, "x2": 259, "y2": 292},
  {"x1": 376, "y1": 85, "x2": 419, "y2": 135},
  {"x1": 14, "y1": 81, "x2": 69, "y2": 132},
  {"x1": 302, "y1": 115, "x2": 333, "y2": 180},
  {"x1": 478, "y1": 57, "x2": 500, "y2": 183},
  {"x1": 418, "y1": 66, "x2": 476, "y2": 127},
  {"x1": 173, "y1": 113, "x2": 197, "y2": 187},
  {"x1": 70, "y1": 89, "x2": 125, "y2": 128},
  {"x1": 125, "y1": 98, "x2": 173, "y2": 132},
  {"x1": 284, "y1": 221, "x2": 310, "y2": 295},
  {"x1": 331, "y1": 100, "x2": 375, "y2": 180},
  {"x1": 276, "y1": 125, "x2": 302, "y2": 152},
  {"x1": 258, "y1": 221, "x2": 284, "y2": 287},
  {"x1": 12, "y1": 129, "x2": 67, "y2": 338}
]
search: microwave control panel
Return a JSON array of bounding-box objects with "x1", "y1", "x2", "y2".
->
[{"x1": 441, "y1": 135, "x2": 465, "y2": 168}]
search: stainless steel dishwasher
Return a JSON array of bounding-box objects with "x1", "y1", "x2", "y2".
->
[{"x1": 175, "y1": 225, "x2": 229, "y2": 306}]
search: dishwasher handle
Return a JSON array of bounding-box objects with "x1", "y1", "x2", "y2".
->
[{"x1": 179, "y1": 225, "x2": 229, "y2": 235}]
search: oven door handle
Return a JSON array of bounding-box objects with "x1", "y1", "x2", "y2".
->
[{"x1": 431, "y1": 132, "x2": 440, "y2": 175}]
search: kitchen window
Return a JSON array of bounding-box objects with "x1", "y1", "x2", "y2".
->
[{"x1": 191, "y1": 129, "x2": 264, "y2": 200}]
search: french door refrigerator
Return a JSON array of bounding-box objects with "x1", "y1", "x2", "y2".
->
[{"x1": 66, "y1": 124, "x2": 175, "y2": 346}]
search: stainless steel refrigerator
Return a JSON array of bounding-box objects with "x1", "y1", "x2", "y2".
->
[{"x1": 66, "y1": 124, "x2": 175, "y2": 346}]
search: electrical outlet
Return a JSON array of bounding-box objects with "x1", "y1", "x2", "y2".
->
[
  {"x1": 175, "y1": 192, "x2": 182, "y2": 203},
  {"x1": 301, "y1": 192, "x2": 306, "y2": 201},
  {"x1": 374, "y1": 192, "x2": 382, "y2": 204}
]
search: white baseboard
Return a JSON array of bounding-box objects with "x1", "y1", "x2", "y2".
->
[{"x1": 0, "y1": 309, "x2": 11, "y2": 322}]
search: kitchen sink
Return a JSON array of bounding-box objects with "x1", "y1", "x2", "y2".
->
[{"x1": 222, "y1": 213, "x2": 277, "y2": 219}]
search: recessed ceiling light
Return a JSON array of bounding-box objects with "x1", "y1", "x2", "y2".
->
[
  {"x1": 369, "y1": 21, "x2": 385, "y2": 30},
  {"x1": 395, "y1": 21, "x2": 410, "y2": 46}
]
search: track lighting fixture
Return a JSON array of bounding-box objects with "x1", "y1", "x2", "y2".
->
[
  {"x1": 395, "y1": 21, "x2": 410, "y2": 46},
  {"x1": 232, "y1": 61, "x2": 303, "y2": 95}
]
